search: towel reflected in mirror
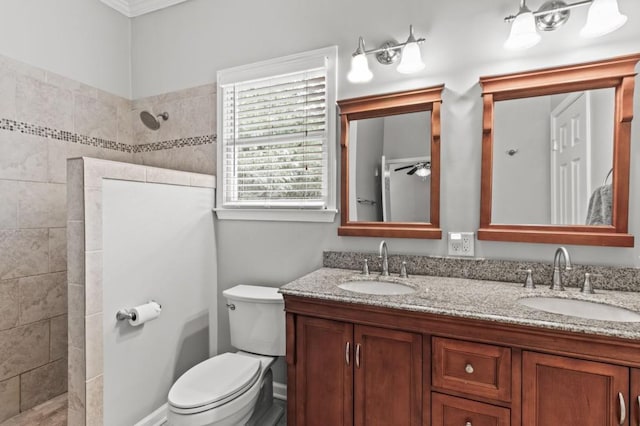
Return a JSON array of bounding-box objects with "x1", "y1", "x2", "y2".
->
[{"x1": 586, "y1": 184, "x2": 612, "y2": 225}]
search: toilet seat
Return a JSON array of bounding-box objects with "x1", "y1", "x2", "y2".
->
[{"x1": 168, "y1": 353, "x2": 261, "y2": 415}]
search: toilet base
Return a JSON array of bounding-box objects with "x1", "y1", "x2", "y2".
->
[{"x1": 246, "y1": 370, "x2": 284, "y2": 426}]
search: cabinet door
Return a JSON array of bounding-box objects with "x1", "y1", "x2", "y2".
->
[
  {"x1": 631, "y1": 369, "x2": 640, "y2": 426},
  {"x1": 354, "y1": 325, "x2": 422, "y2": 426},
  {"x1": 295, "y1": 316, "x2": 353, "y2": 426},
  {"x1": 523, "y1": 352, "x2": 629, "y2": 426}
]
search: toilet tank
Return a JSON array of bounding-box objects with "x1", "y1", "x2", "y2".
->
[{"x1": 222, "y1": 285, "x2": 285, "y2": 356}]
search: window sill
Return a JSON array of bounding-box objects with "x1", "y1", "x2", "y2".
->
[{"x1": 214, "y1": 208, "x2": 338, "y2": 223}]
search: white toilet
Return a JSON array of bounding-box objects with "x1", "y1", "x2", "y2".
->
[{"x1": 167, "y1": 285, "x2": 285, "y2": 426}]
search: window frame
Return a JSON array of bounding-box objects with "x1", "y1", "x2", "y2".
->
[{"x1": 215, "y1": 46, "x2": 338, "y2": 223}]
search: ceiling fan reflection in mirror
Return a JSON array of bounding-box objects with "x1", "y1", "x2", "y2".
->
[{"x1": 394, "y1": 161, "x2": 431, "y2": 178}]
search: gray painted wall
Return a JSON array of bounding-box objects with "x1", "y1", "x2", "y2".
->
[
  {"x1": 0, "y1": 0, "x2": 132, "y2": 98},
  {"x1": 590, "y1": 89, "x2": 615, "y2": 192},
  {"x1": 383, "y1": 112, "x2": 431, "y2": 159},
  {"x1": 131, "y1": 0, "x2": 640, "y2": 99},
  {"x1": 492, "y1": 96, "x2": 551, "y2": 224}
]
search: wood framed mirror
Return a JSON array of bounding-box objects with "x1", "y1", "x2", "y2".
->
[
  {"x1": 479, "y1": 54, "x2": 640, "y2": 247},
  {"x1": 337, "y1": 85, "x2": 443, "y2": 238}
]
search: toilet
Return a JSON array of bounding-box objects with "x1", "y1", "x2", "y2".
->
[{"x1": 167, "y1": 285, "x2": 285, "y2": 426}]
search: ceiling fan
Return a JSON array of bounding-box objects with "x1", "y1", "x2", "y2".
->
[{"x1": 394, "y1": 161, "x2": 431, "y2": 177}]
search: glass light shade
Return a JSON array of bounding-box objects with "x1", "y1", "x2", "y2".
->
[
  {"x1": 397, "y1": 42, "x2": 425, "y2": 74},
  {"x1": 580, "y1": 0, "x2": 627, "y2": 38},
  {"x1": 347, "y1": 53, "x2": 373, "y2": 83},
  {"x1": 415, "y1": 166, "x2": 431, "y2": 178},
  {"x1": 504, "y1": 11, "x2": 541, "y2": 50}
]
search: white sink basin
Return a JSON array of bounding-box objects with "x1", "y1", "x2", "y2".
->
[
  {"x1": 519, "y1": 297, "x2": 640, "y2": 322},
  {"x1": 338, "y1": 280, "x2": 416, "y2": 295}
]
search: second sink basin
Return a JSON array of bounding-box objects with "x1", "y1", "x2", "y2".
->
[
  {"x1": 338, "y1": 280, "x2": 416, "y2": 295},
  {"x1": 519, "y1": 297, "x2": 640, "y2": 322}
]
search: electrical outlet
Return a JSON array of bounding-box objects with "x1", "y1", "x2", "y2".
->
[{"x1": 448, "y1": 232, "x2": 475, "y2": 257}]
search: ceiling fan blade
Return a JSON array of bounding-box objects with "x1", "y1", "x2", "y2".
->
[
  {"x1": 394, "y1": 164, "x2": 415, "y2": 172},
  {"x1": 407, "y1": 166, "x2": 418, "y2": 175}
]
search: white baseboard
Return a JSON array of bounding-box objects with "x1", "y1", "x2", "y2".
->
[
  {"x1": 273, "y1": 381, "x2": 287, "y2": 401},
  {"x1": 135, "y1": 403, "x2": 168, "y2": 426}
]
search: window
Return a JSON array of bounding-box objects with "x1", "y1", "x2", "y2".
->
[{"x1": 216, "y1": 47, "x2": 338, "y2": 222}]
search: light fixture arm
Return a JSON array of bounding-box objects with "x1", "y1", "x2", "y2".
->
[
  {"x1": 352, "y1": 37, "x2": 426, "y2": 58},
  {"x1": 505, "y1": 0, "x2": 592, "y2": 22}
]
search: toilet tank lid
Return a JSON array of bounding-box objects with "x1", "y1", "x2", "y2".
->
[{"x1": 223, "y1": 285, "x2": 283, "y2": 303}]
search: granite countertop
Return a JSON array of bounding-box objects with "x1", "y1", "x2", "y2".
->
[{"x1": 279, "y1": 267, "x2": 640, "y2": 341}]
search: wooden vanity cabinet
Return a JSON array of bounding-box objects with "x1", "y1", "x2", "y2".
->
[
  {"x1": 285, "y1": 296, "x2": 640, "y2": 426},
  {"x1": 293, "y1": 315, "x2": 422, "y2": 426}
]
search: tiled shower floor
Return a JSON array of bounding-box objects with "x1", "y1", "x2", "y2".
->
[
  {"x1": 0, "y1": 393, "x2": 67, "y2": 426},
  {"x1": 0, "y1": 394, "x2": 287, "y2": 425}
]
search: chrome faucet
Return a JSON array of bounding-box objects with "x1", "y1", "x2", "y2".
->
[
  {"x1": 550, "y1": 247, "x2": 572, "y2": 291},
  {"x1": 379, "y1": 240, "x2": 389, "y2": 276}
]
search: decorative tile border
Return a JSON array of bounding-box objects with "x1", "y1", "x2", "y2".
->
[
  {"x1": 67, "y1": 157, "x2": 215, "y2": 426},
  {"x1": 0, "y1": 117, "x2": 216, "y2": 154},
  {"x1": 0, "y1": 118, "x2": 133, "y2": 153},
  {"x1": 134, "y1": 135, "x2": 216, "y2": 153},
  {"x1": 323, "y1": 251, "x2": 640, "y2": 292}
]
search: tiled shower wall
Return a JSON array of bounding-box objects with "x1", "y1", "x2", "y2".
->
[
  {"x1": 0, "y1": 53, "x2": 216, "y2": 422},
  {"x1": 130, "y1": 83, "x2": 217, "y2": 174}
]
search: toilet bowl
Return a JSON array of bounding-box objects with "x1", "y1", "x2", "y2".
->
[
  {"x1": 167, "y1": 285, "x2": 285, "y2": 426},
  {"x1": 167, "y1": 352, "x2": 276, "y2": 426}
]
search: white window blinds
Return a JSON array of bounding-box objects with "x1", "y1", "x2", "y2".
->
[{"x1": 221, "y1": 66, "x2": 329, "y2": 208}]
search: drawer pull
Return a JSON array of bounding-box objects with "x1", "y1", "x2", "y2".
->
[
  {"x1": 345, "y1": 342, "x2": 350, "y2": 366},
  {"x1": 637, "y1": 395, "x2": 640, "y2": 426},
  {"x1": 618, "y1": 392, "x2": 626, "y2": 425},
  {"x1": 465, "y1": 363, "x2": 474, "y2": 374},
  {"x1": 465, "y1": 422, "x2": 472, "y2": 426}
]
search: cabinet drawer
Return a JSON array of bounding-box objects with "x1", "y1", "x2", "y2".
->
[
  {"x1": 432, "y1": 393, "x2": 510, "y2": 426},
  {"x1": 432, "y1": 337, "x2": 511, "y2": 402}
]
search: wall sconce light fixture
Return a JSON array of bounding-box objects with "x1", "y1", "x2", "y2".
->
[
  {"x1": 347, "y1": 25, "x2": 426, "y2": 83},
  {"x1": 504, "y1": 0, "x2": 627, "y2": 50}
]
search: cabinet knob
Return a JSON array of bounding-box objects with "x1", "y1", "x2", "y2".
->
[
  {"x1": 465, "y1": 422, "x2": 472, "y2": 426},
  {"x1": 465, "y1": 363, "x2": 474, "y2": 374}
]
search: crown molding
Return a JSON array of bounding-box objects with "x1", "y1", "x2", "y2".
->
[{"x1": 100, "y1": 0, "x2": 190, "y2": 17}]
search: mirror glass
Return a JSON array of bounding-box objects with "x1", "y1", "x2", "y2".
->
[
  {"x1": 491, "y1": 88, "x2": 615, "y2": 226},
  {"x1": 348, "y1": 111, "x2": 431, "y2": 223}
]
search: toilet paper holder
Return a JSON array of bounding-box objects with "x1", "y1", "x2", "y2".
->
[
  {"x1": 116, "y1": 301, "x2": 162, "y2": 321},
  {"x1": 116, "y1": 309, "x2": 136, "y2": 321}
]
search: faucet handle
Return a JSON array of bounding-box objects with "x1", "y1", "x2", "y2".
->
[
  {"x1": 518, "y1": 269, "x2": 535, "y2": 289},
  {"x1": 399, "y1": 261, "x2": 408, "y2": 278},
  {"x1": 581, "y1": 273, "x2": 602, "y2": 294},
  {"x1": 361, "y1": 259, "x2": 370, "y2": 276}
]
